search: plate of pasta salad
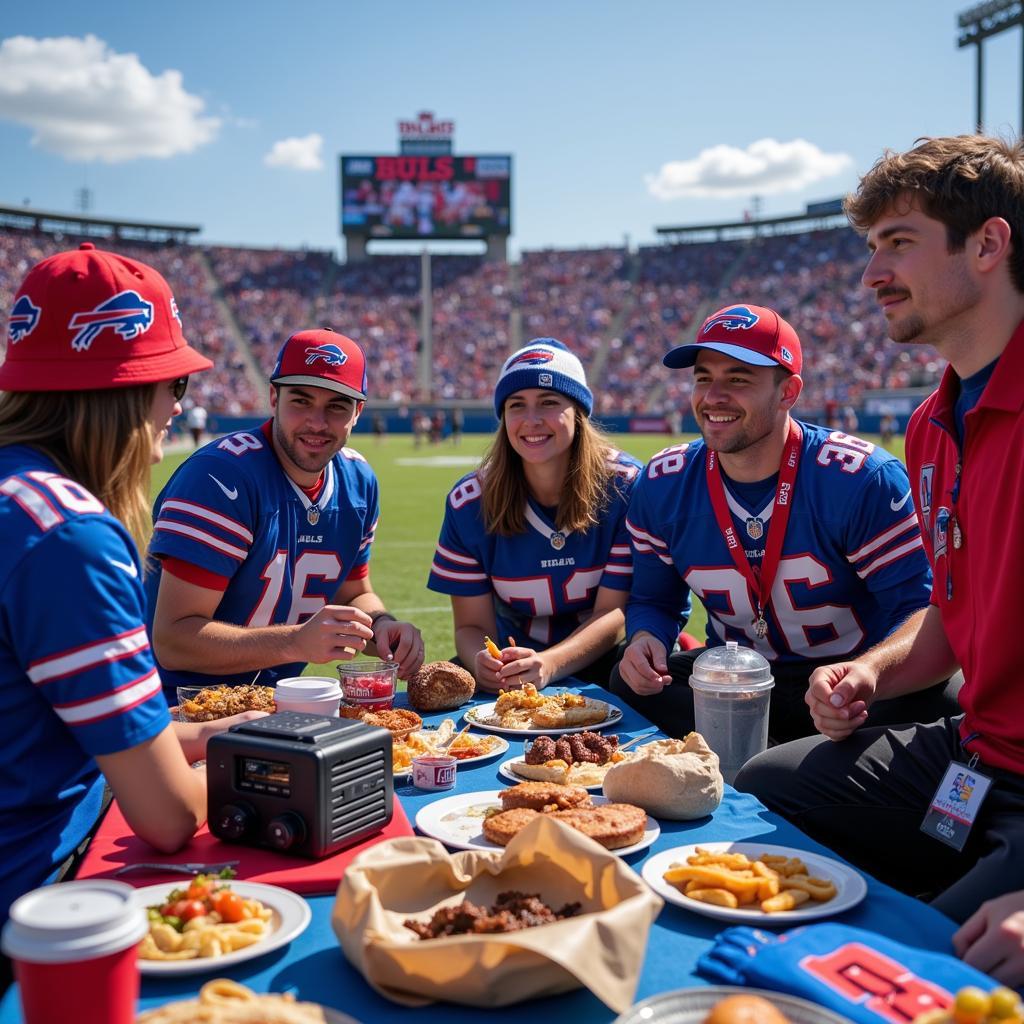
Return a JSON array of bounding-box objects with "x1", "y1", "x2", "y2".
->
[{"x1": 133, "y1": 876, "x2": 311, "y2": 975}]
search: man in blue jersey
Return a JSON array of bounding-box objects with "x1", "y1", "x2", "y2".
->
[
  {"x1": 146, "y1": 328, "x2": 423, "y2": 701},
  {"x1": 612, "y1": 303, "x2": 960, "y2": 742}
]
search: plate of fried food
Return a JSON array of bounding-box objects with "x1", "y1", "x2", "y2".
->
[
  {"x1": 614, "y1": 987, "x2": 854, "y2": 1024},
  {"x1": 392, "y1": 717, "x2": 509, "y2": 776},
  {"x1": 642, "y1": 842, "x2": 867, "y2": 924},
  {"x1": 134, "y1": 877, "x2": 311, "y2": 975},
  {"x1": 415, "y1": 783, "x2": 659, "y2": 857},
  {"x1": 465, "y1": 684, "x2": 623, "y2": 735},
  {"x1": 497, "y1": 731, "x2": 633, "y2": 789}
]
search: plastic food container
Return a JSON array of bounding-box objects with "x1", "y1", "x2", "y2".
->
[{"x1": 339, "y1": 661, "x2": 398, "y2": 711}]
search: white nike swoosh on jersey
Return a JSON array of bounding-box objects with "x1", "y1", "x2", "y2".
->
[
  {"x1": 208, "y1": 474, "x2": 238, "y2": 500},
  {"x1": 891, "y1": 489, "x2": 912, "y2": 512},
  {"x1": 108, "y1": 558, "x2": 138, "y2": 578}
]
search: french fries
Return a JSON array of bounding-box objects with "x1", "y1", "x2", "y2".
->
[
  {"x1": 483, "y1": 636, "x2": 502, "y2": 659},
  {"x1": 664, "y1": 847, "x2": 838, "y2": 914}
]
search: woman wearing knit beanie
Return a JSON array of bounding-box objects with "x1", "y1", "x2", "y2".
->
[{"x1": 427, "y1": 338, "x2": 643, "y2": 691}]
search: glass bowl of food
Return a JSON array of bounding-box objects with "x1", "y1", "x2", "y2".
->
[
  {"x1": 174, "y1": 684, "x2": 277, "y2": 723},
  {"x1": 338, "y1": 661, "x2": 397, "y2": 711}
]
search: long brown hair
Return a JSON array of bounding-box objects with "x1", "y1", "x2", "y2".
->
[
  {"x1": 480, "y1": 405, "x2": 622, "y2": 536},
  {"x1": 0, "y1": 385, "x2": 157, "y2": 551}
]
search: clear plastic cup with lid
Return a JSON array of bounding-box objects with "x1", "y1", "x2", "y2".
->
[{"x1": 688, "y1": 640, "x2": 774, "y2": 785}]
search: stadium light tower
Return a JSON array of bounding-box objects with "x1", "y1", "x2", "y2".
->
[{"x1": 957, "y1": 0, "x2": 1024, "y2": 133}]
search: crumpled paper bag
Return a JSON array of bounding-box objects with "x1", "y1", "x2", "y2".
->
[{"x1": 331, "y1": 814, "x2": 663, "y2": 1011}]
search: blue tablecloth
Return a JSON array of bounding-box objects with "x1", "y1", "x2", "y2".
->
[{"x1": 0, "y1": 685, "x2": 960, "y2": 1022}]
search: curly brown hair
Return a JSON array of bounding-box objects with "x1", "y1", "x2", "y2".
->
[
  {"x1": 480, "y1": 406, "x2": 624, "y2": 537},
  {"x1": 844, "y1": 134, "x2": 1024, "y2": 293}
]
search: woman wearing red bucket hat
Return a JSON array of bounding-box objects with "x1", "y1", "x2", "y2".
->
[{"x1": 0, "y1": 245, "x2": 240, "y2": 969}]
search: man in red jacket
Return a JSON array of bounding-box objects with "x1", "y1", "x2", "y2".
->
[{"x1": 735, "y1": 136, "x2": 1024, "y2": 981}]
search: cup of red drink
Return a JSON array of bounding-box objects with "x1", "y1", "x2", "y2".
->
[
  {"x1": 1, "y1": 879, "x2": 149, "y2": 1024},
  {"x1": 339, "y1": 660, "x2": 398, "y2": 711}
]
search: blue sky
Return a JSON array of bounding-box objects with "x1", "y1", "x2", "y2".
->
[{"x1": 0, "y1": 1, "x2": 1019, "y2": 258}]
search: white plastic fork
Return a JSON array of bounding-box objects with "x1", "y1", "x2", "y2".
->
[{"x1": 113, "y1": 860, "x2": 239, "y2": 876}]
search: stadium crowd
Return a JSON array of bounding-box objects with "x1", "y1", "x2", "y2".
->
[{"x1": 0, "y1": 223, "x2": 947, "y2": 417}]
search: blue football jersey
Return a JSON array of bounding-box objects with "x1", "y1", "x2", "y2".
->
[
  {"x1": 146, "y1": 425, "x2": 380, "y2": 698},
  {"x1": 626, "y1": 423, "x2": 932, "y2": 662},
  {"x1": 428, "y1": 449, "x2": 642, "y2": 648},
  {"x1": 0, "y1": 447, "x2": 169, "y2": 924}
]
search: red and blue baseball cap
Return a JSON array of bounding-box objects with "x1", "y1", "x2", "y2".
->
[
  {"x1": 270, "y1": 328, "x2": 367, "y2": 401},
  {"x1": 663, "y1": 303, "x2": 802, "y2": 375},
  {"x1": 0, "y1": 242, "x2": 212, "y2": 392}
]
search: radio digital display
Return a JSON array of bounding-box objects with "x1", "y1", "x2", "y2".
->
[{"x1": 239, "y1": 757, "x2": 291, "y2": 795}]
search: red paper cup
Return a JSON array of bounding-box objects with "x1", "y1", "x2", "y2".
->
[{"x1": 2, "y1": 880, "x2": 148, "y2": 1024}]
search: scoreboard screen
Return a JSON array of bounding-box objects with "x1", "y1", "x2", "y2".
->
[{"x1": 341, "y1": 154, "x2": 512, "y2": 239}]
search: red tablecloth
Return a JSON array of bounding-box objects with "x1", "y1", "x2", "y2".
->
[{"x1": 75, "y1": 797, "x2": 414, "y2": 895}]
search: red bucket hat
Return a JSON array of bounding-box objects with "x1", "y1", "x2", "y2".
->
[{"x1": 0, "y1": 242, "x2": 212, "y2": 392}]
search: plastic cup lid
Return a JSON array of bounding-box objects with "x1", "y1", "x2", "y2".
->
[
  {"x1": 275, "y1": 676, "x2": 341, "y2": 700},
  {"x1": 1, "y1": 880, "x2": 148, "y2": 964},
  {"x1": 689, "y1": 641, "x2": 774, "y2": 693}
]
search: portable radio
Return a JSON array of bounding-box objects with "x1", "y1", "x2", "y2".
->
[{"x1": 207, "y1": 711, "x2": 393, "y2": 858}]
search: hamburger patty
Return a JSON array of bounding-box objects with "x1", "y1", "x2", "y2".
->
[
  {"x1": 549, "y1": 804, "x2": 647, "y2": 850},
  {"x1": 482, "y1": 807, "x2": 540, "y2": 846},
  {"x1": 499, "y1": 782, "x2": 592, "y2": 812}
]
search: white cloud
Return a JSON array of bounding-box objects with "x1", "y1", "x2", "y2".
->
[
  {"x1": 0, "y1": 34, "x2": 220, "y2": 163},
  {"x1": 646, "y1": 138, "x2": 852, "y2": 200},
  {"x1": 264, "y1": 133, "x2": 323, "y2": 171}
]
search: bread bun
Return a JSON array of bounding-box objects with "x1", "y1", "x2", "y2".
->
[
  {"x1": 704, "y1": 995, "x2": 791, "y2": 1024},
  {"x1": 407, "y1": 660, "x2": 476, "y2": 711},
  {"x1": 602, "y1": 733, "x2": 723, "y2": 819}
]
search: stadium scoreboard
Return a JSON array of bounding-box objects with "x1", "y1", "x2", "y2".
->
[{"x1": 340, "y1": 154, "x2": 512, "y2": 240}]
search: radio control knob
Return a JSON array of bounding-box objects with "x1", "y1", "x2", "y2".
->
[
  {"x1": 265, "y1": 812, "x2": 306, "y2": 851},
  {"x1": 216, "y1": 802, "x2": 254, "y2": 841}
]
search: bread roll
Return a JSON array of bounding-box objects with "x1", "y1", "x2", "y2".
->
[
  {"x1": 407, "y1": 660, "x2": 476, "y2": 711},
  {"x1": 704, "y1": 995, "x2": 791, "y2": 1024},
  {"x1": 601, "y1": 733, "x2": 723, "y2": 819}
]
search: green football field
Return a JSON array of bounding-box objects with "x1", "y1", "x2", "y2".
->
[{"x1": 152, "y1": 431, "x2": 903, "y2": 678}]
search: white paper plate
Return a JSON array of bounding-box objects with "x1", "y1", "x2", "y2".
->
[
  {"x1": 394, "y1": 733, "x2": 509, "y2": 777},
  {"x1": 464, "y1": 699, "x2": 623, "y2": 736},
  {"x1": 134, "y1": 880, "x2": 311, "y2": 975},
  {"x1": 496, "y1": 754, "x2": 622, "y2": 791},
  {"x1": 415, "y1": 789, "x2": 659, "y2": 857},
  {"x1": 614, "y1": 986, "x2": 853, "y2": 1024},
  {"x1": 642, "y1": 842, "x2": 867, "y2": 924}
]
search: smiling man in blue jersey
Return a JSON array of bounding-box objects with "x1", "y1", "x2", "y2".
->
[
  {"x1": 612, "y1": 303, "x2": 961, "y2": 743},
  {"x1": 145, "y1": 328, "x2": 424, "y2": 700}
]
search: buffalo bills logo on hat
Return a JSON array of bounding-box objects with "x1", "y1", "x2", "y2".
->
[
  {"x1": 305, "y1": 343, "x2": 348, "y2": 367},
  {"x1": 508, "y1": 349, "x2": 555, "y2": 367},
  {"x1": 67, "y1": 290, "x2": 154, "y2": 353},
  {"x1": 703, "y1": 306, "x2": 760, "y2": 333},
  {"x1": 8, "y1": 295, "x2": 41, "y2": 344}
]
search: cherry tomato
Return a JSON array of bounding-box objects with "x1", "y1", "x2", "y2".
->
[
  {"x1": 211, "y1": 889, "x2": 247, "y2": 923},
  {"x1": 186, "y1": 879, "x2": 212, "y2": 902},
  {"x1": 169, "y1": 899, "x2": 208, "y2": 922}
]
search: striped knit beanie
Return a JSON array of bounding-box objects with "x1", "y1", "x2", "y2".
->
[{"x1": 493, "y1": 338, "x2": 593, "y2": 417}]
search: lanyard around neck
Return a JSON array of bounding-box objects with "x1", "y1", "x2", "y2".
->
[{"x1": 705, "y1": 419, "x2": 803, "y2": 638}]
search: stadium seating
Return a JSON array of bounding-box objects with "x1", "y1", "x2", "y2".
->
[{"x1": 0, "y1": 224, "x2": 946, "y2": 417}]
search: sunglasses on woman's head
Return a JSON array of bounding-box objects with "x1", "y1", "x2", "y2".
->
[{"x1": 170, "y1": 377, "x2": 189, "y2": 401}]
